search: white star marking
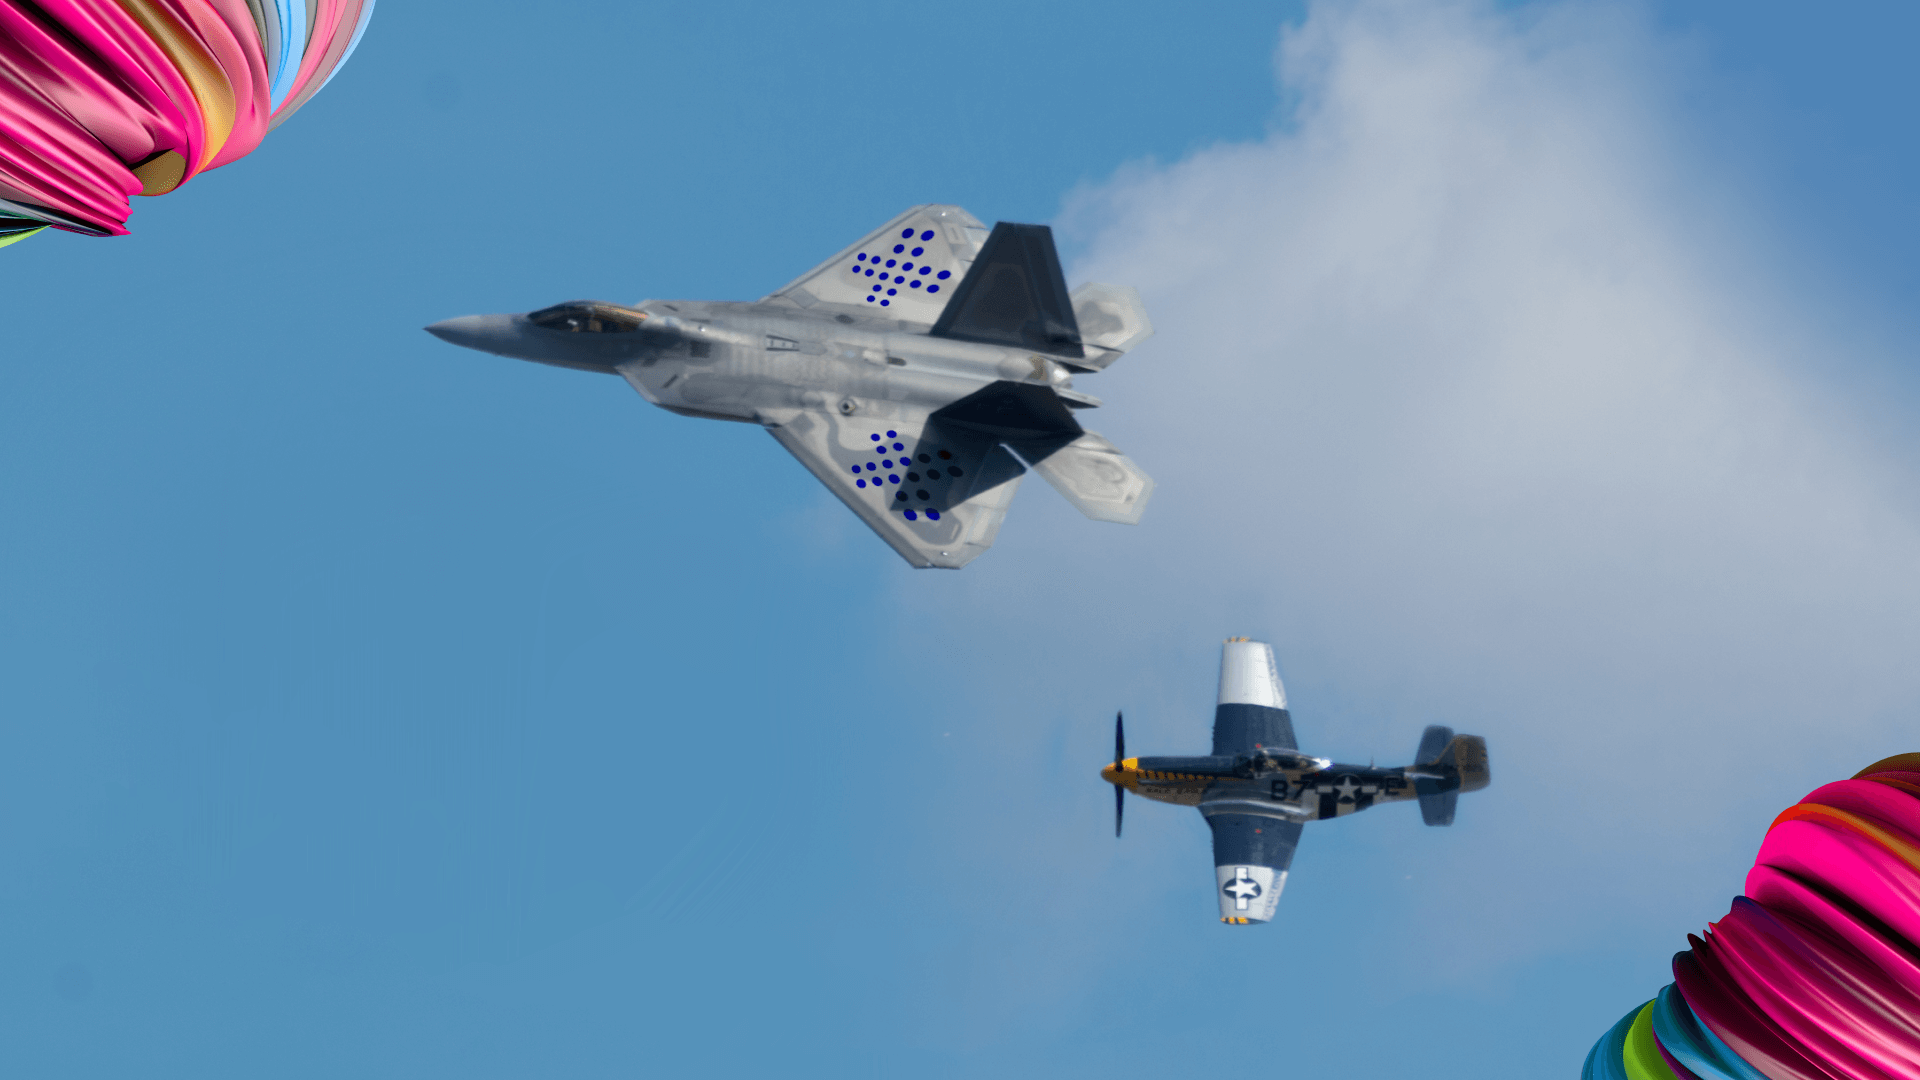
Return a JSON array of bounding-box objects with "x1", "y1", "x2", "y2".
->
[{"x1": 1223, "y1": 868, "x2": 1263, "y2": 910}]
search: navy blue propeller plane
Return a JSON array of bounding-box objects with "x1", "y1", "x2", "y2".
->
[{"x1": 1103, "y1": 639, "x2": 1490, "y2": 924}]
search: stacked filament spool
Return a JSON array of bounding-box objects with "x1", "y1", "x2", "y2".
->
[{"x1": 1585, "y1": 753, "x2": 1920, "y2": 1080}]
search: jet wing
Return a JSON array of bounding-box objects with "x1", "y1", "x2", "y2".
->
[
  {"x1": 761, "y1": 205, "x2": 990, "y2": 324},
  {"x1": 761, "y1": 407, "x2": 1028, "y2": 569}
]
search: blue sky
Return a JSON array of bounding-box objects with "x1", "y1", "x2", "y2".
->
[{"x1": 5, "y1": 2, "x2": 1920, "y2": 1076}]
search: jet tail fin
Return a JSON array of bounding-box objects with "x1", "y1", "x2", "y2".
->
[{"x1": 929, "y1": 222, "x2": 1084, "y2": 359}]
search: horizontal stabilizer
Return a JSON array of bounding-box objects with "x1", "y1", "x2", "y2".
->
[
  {"x1": 1412, "y1": 726, "x2": 1490, "y2": 825},
  {"x1": 1066, "y1": 283, "x2": 1153, "y2": 371},
  {"x1": 929, "y1": 223, "x2": 1084, "y2": 359},
  {"x1": 1414, "y1": 724, "x2": 1456, "y2": 825},
  {"x1": 1008, "y1": 430, "x2": 1155, "y2": 524}
]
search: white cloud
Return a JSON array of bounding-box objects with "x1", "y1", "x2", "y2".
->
[{"x1": 902, "y1": 0, "x2": 1920, "y2": 991}]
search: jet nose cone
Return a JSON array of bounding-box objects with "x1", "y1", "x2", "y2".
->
[{"x1": 425, "y1": 314, "x2": 501, "y2": 350}]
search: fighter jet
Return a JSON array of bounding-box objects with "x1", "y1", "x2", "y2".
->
[
  {"x1": 425, "y1": 205, "x2": 1155, "y2": 568},
  {"x1": 1104, "y1": 639, "x2": 1490, "y2": 924}
]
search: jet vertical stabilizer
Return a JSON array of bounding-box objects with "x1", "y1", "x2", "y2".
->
[{"x1": 929, "y1": 222, "x2": 1083, "y2": 358}]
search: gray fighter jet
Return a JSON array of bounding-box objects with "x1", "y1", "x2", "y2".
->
[
  {"x1": 425, "y1": 205, "x2": 1155, "y2": 568},
  {"x1": 1104, "y1": 640, "x2": 1490, "y2": 923}
]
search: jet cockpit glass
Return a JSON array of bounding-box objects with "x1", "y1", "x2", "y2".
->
[{"x1": 526, "y1": 301, "x2": 647, "y2": 333}]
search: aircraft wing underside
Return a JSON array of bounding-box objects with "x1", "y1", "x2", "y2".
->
[
  {"x1": 760, "y1": 205, "x2": 989, "y2": 322},
  {"x1": 763, "y1": 407, "x2": 1028, "y2": 568},
  {"x1": 1207, "y1": 814, "x2": 1303, "y2": 924}
]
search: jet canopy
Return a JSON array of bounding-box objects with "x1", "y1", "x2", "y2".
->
[{"x1": 527, "y1": 301, "x2": 647, "y2": 333}]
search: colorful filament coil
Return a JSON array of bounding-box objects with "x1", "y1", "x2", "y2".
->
[
  {"x1": 1585, "y1": 753, "x2": 1920, "y2": 1080},
  {"x1": 0, "y1": 0, "x2": 376, "y2": 241}
]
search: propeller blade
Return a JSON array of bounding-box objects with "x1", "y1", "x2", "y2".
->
[
  {"x1": 1114, "y1": 711, "x2": 1126, "y2": 838},
  {"x1": 1115, "y1": 782, "x2": 1124, "y2": 838}
]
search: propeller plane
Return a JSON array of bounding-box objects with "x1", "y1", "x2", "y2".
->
[{"x1": 1103, "y1": 639, "x2": 1490, "y2": 923}]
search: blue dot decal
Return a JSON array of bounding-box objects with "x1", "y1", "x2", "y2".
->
[
  {"x1": 904, "y1": 510, "x2": 917, "y2": 521},
  {"x1": 892, "y1": 442, "x2": 904, "y2": 450},
  {"x1": 910, "y1": 281, "x2": 921, "y2": 289},
  {"x1": 911, "y1": 247, "x2": 924, "y2": 256},
  {"x1": 887, "y1": 288, "x2": 896, "y2": 295},
  {"x1": 857, "y1": 253, "x2": 867, "y2": 261},
  {"x1": 865, "y1": 296, "x2": 874, "y2": 302},
  {"x1": 893, "y1": 276, "x2": 904, "y2": 283},
  {"x1": 886, "y1": 430, "x2": 897, "y2": 437},
  {"x1": 902, "y1": 228, "x2": 915, "y2": 238},
  {"x1": 901, "y1": 263, "x2": 913, "y2": 271},
  {"x1": 926, "y1": 509, "x2": 940, "y2": 521},
  {"x1": 856, "y1": 478, "x2": 867, "y2": 488},
  {"x1": 882, "y1": 459, "x2": 893, "y2": 467},
  {"x1": 870, "y1": 434, "x2": 880, "y2": 441},
  {"x1": 849, "y1": 465, "x2": 861, "y2": 474},
  {"x1": 866, "y1": 269, "x2": 874, "y2": 276},
  {"x1": 872, "y1": 284, "x2": 881, "y2": 292},
  {"x1": 888, "y1": 474, "x2": 899, "y2": 483},
  {"x1": 866, "y1": 463, "x2": 876, "y2": 471},
  {"x1": 918, "y1": 266, "x2": 930, "y2": 275},
  {"x1": 920, "y1": 230, "x2": 934, "y2": 240},
  {"x1": 893, "y1": 244, "x2": 904, "y2": 253},
  {"x1": 880, "y1": 299, "x2": 889, "y2": 306},
  {"x1": 936, "y1": 270, "x2": 951, "y2": 279},
  {"x1": 885, "y1": 259, "x2": 896, "y2": 267},
  {"x1": 927, "y1": 285, "x2": 940, "y2": 294}
]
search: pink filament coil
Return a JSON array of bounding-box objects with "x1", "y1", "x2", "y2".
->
[
  {"x1": 1586, "y1": 753, "x2": 1920, "y2": 1080},
  {"x1": 0, "y1": 0, "x2": 375, "y2": 240}
]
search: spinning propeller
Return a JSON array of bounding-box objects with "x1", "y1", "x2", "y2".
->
[{"x1": 1113, "y1": 711, "x2": 1126, "y2": 838}]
